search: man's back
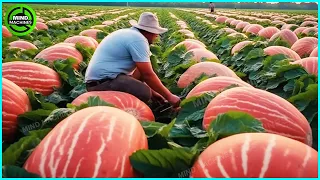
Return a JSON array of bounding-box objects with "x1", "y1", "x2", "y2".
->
[{"x1": 85, "y1": 27, "x2": 151, "y2": 82}]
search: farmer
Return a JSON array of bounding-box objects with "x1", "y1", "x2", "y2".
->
[
  {"x1": 209, "y1": 2, "x2": 215, "y2": 13},
  {"x1": 85, "y1": 12, "x2": 181, "y2": 108}
]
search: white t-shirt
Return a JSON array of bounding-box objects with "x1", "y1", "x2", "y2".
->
[{"x1": 85, "y1": 27, "x2": 151, "y2": 82}]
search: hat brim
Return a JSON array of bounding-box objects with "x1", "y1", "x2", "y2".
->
[{"x1": 129, "y1": 20, "x2": 168, "y2": 34}]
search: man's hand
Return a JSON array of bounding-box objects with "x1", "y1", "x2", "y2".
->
[
  {"x1": 167, "y1": 94, "x2": 181, "y2": 107},
  {"x1": 152, "y1": 91, "x2": 167, "y2": 103},
  {"x1": 135, "y1": 62, "x2": 181, "y2": 107}
]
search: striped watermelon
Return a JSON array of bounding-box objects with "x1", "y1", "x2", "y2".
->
[
  {"x1": 2, "y1": 78, "x2": 32, "y2": 142},
  {"x1": 225, "y1": 18, "x2": 235, "y2": 24},
  {"x1": 236, "y1": 22, "x2": 250, "y2": 30},
  {"x1": 294, "y1": 27, "x2": 308, "y2": 35},
  {"x1": 34, "y1": 44, "x2": 83, "y2": 69},
  {"x1": 9, "y1": 40, "x2": 38, "y2": 50},
  {"x1": 191, "y1": 133, "x2": 318, "y2": 178},
  {"x1": 215, "y1": 16, "x2": 228, "y2": 23},
  {"x1": 185, "y1": 39, "x2": 206, "y2": 48},
  {"x1": 47, "y1": 20, "x2": 63, "y2": 26},
  {"x1": 230, "y1": 20, "x2": 242, "y2": 26},
  {"x1": 3, "y1": 25, "x2": 12, "y2": 38},
  {"x1": 177, "y1": 62, "x2": 239, "y2": 88},
  {"x1": 186, "y1": 48, "x2": 219, "y2": 62},
  {"x1": 37, "y1": 17, "x2": 45, "y2": 22},
  {"x1": 302, "y1": 27, "x2": 318, "y2": 35},
  {"x1": 58, "y1": 18, "x2": 74, "y2": 23},
  {"x1": 281, "y1": 24, "x2": 299, "y2": 31},
  {"x1": 2, "y1": 61, "x2": 62, "y2": 96},
  {"x1": 269, "y1": 29, "x2": 298, "y2": 47},
  {"x1": 23, "y1": 106, "x2": 148, "y2": 177},
  {"x1": 186, "y1": 76, "x2": 253, "y2": 98},
  {"x1": 258, "y1": 27, "x2": 280, "y2": 39},
  {"x1": 80, "y1": 29, "x2": 103, "y2": 40},
  {"x1": 245, "y1": 24, "x2": 264, "y2": 35},
  {"x1": 231, "y1": 41, "x2": 254, "y2": 55},
  {"x1": 310, "y1": 47, "x2": 318, "y2": 57},
  {"x1": 291, "y1": 37, "x2": 318, "y2": 57},
  {"x1": 36, "y1": 22, "x2": 49, "y2": 30},
  {"x1": 64, "y1": 35, "x2": 99, "y2": 49},
  {"x1": 203, "y1": 87, "x2": 312, "y2": 146},
  {"x1": 222, "y1": 28, "x2": 237, "y2": 34},
  {"x1": 174, "y1": 40, "x2": 206, "y2": 51},
  {"x1": 300, "y1": 21, "x2": 318, "y2": 27},
  {"x1": 71, "y1": 91, "x2": 155, "y2": 121},
  {"x1": 264, "y1": 46, "x2": 301, "y2": 61},
  {"x1": 291, "y1": 57, "x2": 318, "y2": 76}
]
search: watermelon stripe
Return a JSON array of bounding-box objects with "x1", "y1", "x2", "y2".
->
[
  {"x1": 217, "y1": 156, "x2": 229, "y2": 177},
  {"x1": 229, "y1": 149, "x2": 238, "y2": 172},
  {"x1": 3, "y1": 74, "x2": 59, "y2": 83},
  {"x1": 114, "y1": 158, "x2": 120, "y2": 171},
  {"x1": 118, "y1": 154, "x2": 127, "y2": 177},
  {"x1": 2, "y1": 99, "x2": 26, "y2": 112},
  {"x1": 92, "y1": 135, "x2": 107, "y2": 177},
  {"x1": 3, "y1": 111, "x2": 19, "y2": 119},
  {"x1": 3, "y1": 69, "x2": 58, "y2": 76},
  {"x1": 302, "y1": 146, "x2": 312, "y2": 168},
  {"x1": 259, "y1": 135, "x2": 276, "y2": 177},
  {"x1": 73, "y1": 158, "x2": 85, "y2": 177},
  {"x1": 62, "y1": 112, "x2": 99, "y2": 177},
  {"x1": 241, "y1": 134, "x2": 250, "y2": 176},
  {"x1": 199, "y1": 159, "x2": 211, "y2": 177}
]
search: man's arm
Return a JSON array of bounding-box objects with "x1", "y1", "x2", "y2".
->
[{"x1": 135, "y1": 62, "x2": 180, "y2": 107}]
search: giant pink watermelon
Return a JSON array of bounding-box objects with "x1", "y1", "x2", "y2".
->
[
  {"x1": 264, "y1": 46, "x2": 301, "y2": 61},
  {"x1": 291, "y1": 37, "x2": 318, "y2": 57},
  {"x1": 177, "y1": 62, "x2": 239, "y2": 88},
  {"x1": 291, "y1": 57, "x2": 318, "y2": 76},
  {"x1": 2, "y1": 78, "x2": 32, "y2": 142},
  {"x1": 2, "y1": 61, "x2": 62, "y2": 96},
  {"x1": 203, "y1": 87, "x2": 312, "y2": 145},
  {"x1": 71, "y1": 91, "x2": 155, "y2": 121},
  {"x1": 191, "y1": 133, "x2": 318, "y2": 177},
  {"x1": 23, "y1": 106, "x2": 148, "y2": 177},
  {"x1": 186, "y1": 76, "x2": 253, "y2": 98}
]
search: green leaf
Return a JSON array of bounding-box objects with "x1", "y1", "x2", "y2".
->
[
  {"x1": 207, "y1": 111, "x2": 266, "y2": 143},
  {"x1": 246, "y1": 48, "x2": 264, "y2": 60},
  {"x1": 177, "y1": 92, "x2": 216, "y2": 124},
  {"x1": 3, "y1": 129, "x2": 51, "y2": 167},
  {"x1": 2, "y1": 165, "x2": 41, "y2": 178},
  {"x1": 158, "y1": 119, "x2": 176, "y2": 138},
  {"x1": 68, "y1": 83, "x2": 87, "y2": 99},
  {"x1": 25, "y1": 88, "x2": 58, "y2": 111},
  {"x1": 140, "y1": 121, "x2": 167, "y2": 138},
  {"x1": 147, "y1": 134, "x2": 170, "y2": 150},
  {"x1": 67, "y1": 96, "x2": 115, "y2": 111},
  {"x1": 45, "y1": 91, "x2": 71, "y2": 105},
  {"x1": 284, "y1": 68, "x2": 308, "y2": 80},
  {"x1": 129, "y1": 148, "x2": 198, "y2": 178},
  {"x1": 288, "y1": 84, "x2": 318, "y2": 122},
  {"x1": 96, "y1": 31, "x2": 108, "y2": 40},
  {"x1": 18, "y1": 109, "x2": 53, "y2": 135},
  {"x1": 53, "y1": 59, "x2": 84, "y2": 87},
  {"x1": 42, "y1": 108, "x2": 75, "y2": 129}
]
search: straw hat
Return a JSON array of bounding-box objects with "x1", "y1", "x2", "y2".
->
[{"x1": 129, "y1": 12, "x2": 168, "y2": 34}]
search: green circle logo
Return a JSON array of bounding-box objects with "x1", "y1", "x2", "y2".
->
[{"x1": 5, "y1": 4, "x2": 37, "y2": 36}]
